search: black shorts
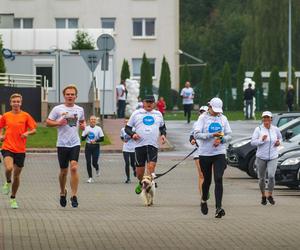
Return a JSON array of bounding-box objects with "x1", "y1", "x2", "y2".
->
[
  {"x1": 57, "y1": 146, "x2": 80, "y2": 169},
  {"x1": 1, "y1": 149, "x2": 26, "y2": 168},
  {"x1": 135, "y1": 145, "x2": 158, "y2": 167}
]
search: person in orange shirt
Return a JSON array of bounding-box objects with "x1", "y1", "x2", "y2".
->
[{"x1": 0, "y1": 93, "x2": 37, "y2": 209}]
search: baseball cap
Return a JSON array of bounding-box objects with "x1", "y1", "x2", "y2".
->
[
  {"x1": 208, "y1": 97, "x2": 223, "y2": 113},
  {"x1": 143, "y1": 95, "x2": 155, "y2": 102},
  {"x1": 262, "y1": 111, "x2": 272, "y2": 117},
  {"x1": 199, "y1": 105, "x2": 208, "y2": 112}
]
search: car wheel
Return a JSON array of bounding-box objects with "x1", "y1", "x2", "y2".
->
[{"x1": 247, "y1": 156, "x2": 258, "y2": 179}]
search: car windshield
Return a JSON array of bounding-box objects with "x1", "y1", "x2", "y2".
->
[{"x1": 279, "y1": 117, "x2": 300, "y2": 131}]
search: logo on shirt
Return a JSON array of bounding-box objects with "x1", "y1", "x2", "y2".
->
[
  {"x1": 66, "y1": 114, "x2": 78, "y2": 127},
  {"x1": 88, "y1": 132, "x2": 95, "y2": 140},
  {"x1": 143, "y1": 116, "x2": 155, "y2": 126},
  {"x1": 208, "y1": 122, "x2": 222, "y2": 133}
]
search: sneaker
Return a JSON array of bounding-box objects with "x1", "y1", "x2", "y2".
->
[
  {"x1": 2, "y1": 182, "x2": 11, "y2": 195},
  {"x1": 135, "y1": 183, "x2": 142, "y2": 194},
  {"x1": 215, "y1": 208, "x2": 225, "y2": 218},
  {"x1": 96, "y1": 170, "x2": 100, "y2": 177},
  {"x1": 200, "y1": 201, "x2": 208, "y2": 215},
  {"x1": 125, "y1": 179, "x2": 131, "y2": 184},
  {"x1": 261, "y1": 196, "x2": 267, "y2": 205},
  {"x1": 86, "y1": 178, "x2": 94, "y2": 183},
  {"x1": 267, "y1": 196, "x2": 275, "y2": 205},
  {"x1": 10, "y1": 198, "x2": 19, "y2": 209},
  {"x1": 60, "y1": 190, "x2": 67, "y2": 207},
  {"x1": 70, "y1": 196, "x2": 78, "y2": 208}
]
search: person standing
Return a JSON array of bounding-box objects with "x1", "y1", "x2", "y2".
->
[
  {"x1": 0, "y1": 93, "x2": 37, "y2": 209},
  {"x1": 120, "y1": 120, "x2": 136, "y2": 183},
  {"x1": 116, "y1": 80, "x2": 126, "y2": 118},
  {"x1": 156, "y1": 97, "x2": 166, "y2": 116},
  {"x1": 251, "y1": 111, "x2": 282, "y2": 206},
  {"x1": 81, "y1": 115, "x2": 104, "y2": 183},
  {"x1": 46, "y1": 84, "x2": 85, "y2": 208},
  {"x1": 286, "y1": 85, "x2": 294, "y2": 112},
  {"x1": 244, "y1": 83, "x2": 255, "y2": 119},
  {"x1": 125, "y1": 95, "x2": 166, "y2": 195},
  {"x1": 194, "y1": 97, "x2": 232, "y2": 218},
  {"x1": 180, "y1": 81, "x2": 194, "y2": 123}
]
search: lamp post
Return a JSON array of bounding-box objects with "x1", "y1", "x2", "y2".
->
[
  {"x1": 288, "y1": 0, "x2": 292, "y2": 86},
  {"x1": 178, "y1": 49, "x2": 206, "y2": 66}
]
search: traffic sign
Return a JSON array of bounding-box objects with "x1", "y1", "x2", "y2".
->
[
  {"x1": 80, "y1": 50, "x2": 104, "y2": 72},
  {"x1": 97, "y1": 34, "x2": 115, "y2": 51}
]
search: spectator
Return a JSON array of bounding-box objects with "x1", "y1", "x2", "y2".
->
[
  {"x1": 180, "y1": 81, "x2": 194, "y2": 123},
  {"x1": 286, "y1": 85, "x2": 294, "y2": 112},
  {"x1": 116, "y1": 80, "x2": 126, "y2": 118},
  {"x1": 156, "y1": 97, "x2": 166, "y2": 116},
  {"x1": 244, "y1": 83, "x2": 255, "y2": 119}
]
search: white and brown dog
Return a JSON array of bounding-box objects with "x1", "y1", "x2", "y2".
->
[{"x1": 141, "y1": 175, "x2": 156, "y2": 206}]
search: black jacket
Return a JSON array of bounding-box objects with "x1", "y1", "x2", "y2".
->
[{"x1": 244, "y1": 88, "x2": 255, "y2": 101}]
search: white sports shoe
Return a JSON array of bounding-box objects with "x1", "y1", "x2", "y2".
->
[{"x1": 86, "y1": 178, "x2": 94, "y2": 183}]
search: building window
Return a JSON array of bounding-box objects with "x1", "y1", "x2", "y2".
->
[
  {"x1": 101, "y1": 18, "x2": 115, "y2": 30},
  {"x1": 36, "y1": 67, "x2": 53, "y2": 88},
  {"x1": 14, "y1": 18, "x2": 33, "y2": 29},
  {"x1": 132, "y1": 18, "x2": 155, "y2": 37},
  {"x1": 132, "y1": 58, "x2": 155, "y2": 77},
  {"x1": 55, "y1": 18, "x2": 78, "y2": 29}
]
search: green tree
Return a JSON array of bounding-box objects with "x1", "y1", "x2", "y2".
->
[
  {"x1": 201, "y1": 64, "x2": 212, "y2": 104},
  {"x1": 220, "y1": 62, "x2": 233, "y2": 111},
  {"x1": 71, "y1": 30, "x2": 95, "y2": 50},
  {"x1": 0, "y1": 35, "x2": 5, "y2": 74},
  {"x1": 120, "y1": 59, "x2": 130, "y2": 82},
  {"x1": 236, "y1": 62, "x2": 245, "y2": 110},
  {"x1": 180, "y1": 63, "x2": 191, "y2": 91},
  {"x1": 139, "y1": 53, "x2": 153, "y2": 99},
  {"x1": 267, "y1": 66, "x2": 281, "y2": 110},
  {"x1": 158, "y1": 56, "x2": 172, "y2": 110},
  {"x1": 253, "y1": 66, "x2": 264, "y2": 111}
]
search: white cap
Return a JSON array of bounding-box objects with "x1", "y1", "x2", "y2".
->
[
  {"x1": 199, "y1": 105, "x2": 208, "y2": 112},
  {"x1": 209, "y1": 97, "x2": 223, "y2": 113},
  {"x1": 262, "y1": 111, "x2": 272, "y2": 117}
]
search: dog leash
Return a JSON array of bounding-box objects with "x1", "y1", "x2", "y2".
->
[{"x1": 154, "y1": 147, "x2": 198, "y2": 179}]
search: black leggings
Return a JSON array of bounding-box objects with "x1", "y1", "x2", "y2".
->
[
  {"x1": 199, "y1": 154, "x2": 226, "y2": 209},
  {"x1": 123, "y1": 152, "x2": 136, "y2": 180},
  {"x1": 183, "y1": 104, "x2": 193, "y2": 123},
  {"x1": 85, "y1": 144, "x2": 100, "y2": 178}
]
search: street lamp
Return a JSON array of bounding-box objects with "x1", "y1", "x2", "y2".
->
[
  {"x1": 178, "y1": 49, "x2": 206, "y2": 66},
  {"x1": 288, "y1": 0, "x2": 292, "y2": 86}
]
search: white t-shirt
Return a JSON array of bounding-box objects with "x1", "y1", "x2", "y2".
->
[
  {"x1": 48, "y1": 104, "x2": 85, "y2": 147},
  {"x1": 181, "y1": 87, "x2": 194, "y2": 105},
  {"x1": 120, "y1": 127, "x2": 136, "y2": 152},
  {"x1": 82, "y1": 125, "x2": 104, "y2": 144},
  {"x1": 116, "y1": 84, "x2": 126, "y2": 101},
  {"x1": 127, "y1": 108, "x2": 165, "y2": 148}
]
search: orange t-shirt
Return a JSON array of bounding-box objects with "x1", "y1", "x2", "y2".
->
[{"x1": 0, "y1": 111, "x2": 37, "y2": 153}]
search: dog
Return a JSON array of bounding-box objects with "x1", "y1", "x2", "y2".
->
[{"x1": 141, "y1": 175, "x2": 156, "y2": 206}]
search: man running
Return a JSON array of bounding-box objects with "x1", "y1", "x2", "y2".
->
[
  {"x1": 125, "y1": 95, "x2": 166, "y2": 194},
  {"x1": 0, "y1": 93, "x2": 37, "y2": 209},
  {"x1": 46, "y1": 84, "x2": 85, "y2": 208}
]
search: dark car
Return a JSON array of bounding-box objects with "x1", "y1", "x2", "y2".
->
[{"x1": 227, "y1": 114, "x2": 300, "y2": 178}]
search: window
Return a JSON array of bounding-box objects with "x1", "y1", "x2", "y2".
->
[
  {"x1": 14, "y1": 18, "x2": 33, "y2": 29},
  {"x1": 132, "y1": 18, "x2": 155, "y2": 37},
  {"x1": 101, "y1": 18, "x2": 115, "y2": 30},
  {"x1": 55, "y1": 18, "x2": 78, "y2": 28},
  {"x1": 277, "y1": 117, "x2": 294, "y2": 127},
  {"x1": 132, "y1": 58, "x2": 155, "y2": 78},
  {"x1": 36, "y1": 67, "x2": 53, "y2": 88}
]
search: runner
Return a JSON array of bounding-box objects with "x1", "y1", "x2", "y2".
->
[
  {"x1": 120, "y1": 119, "x2": 136, "y2": 183},
  {"x1": 0, "y1": 93, "x2": 37, "y2": 209},
  {"x1": 81, "y1": 115, "x2": 104, "y2": 183},
  {"x1": 194, "y1": 97, "x2": 232, "y2": 218},
  {"x1": 189, "y1": 105, "x2": 208, "y2": 195},
  {"x1": 125, "y1": 95, "x2": 166, "y2": 194},
  {"x1": 46, "y1": 84, "x2": 85, "y2": 208}
]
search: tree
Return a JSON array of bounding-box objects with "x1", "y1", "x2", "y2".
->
[
  {"x1": 139, "y1": 53, "x2": 153, "y2": 99},
  {"x1": 236, "y1": 62, "x2": 245, "y2": 110},
  {"x1": 220, "y1": 62, "x2": 233, "y2": 111},
  {"x1": 253, "y1": 66, "x2": 264, "y2": 111},
  {"x1": 0, "y1": 35, "x2": 5, "y2": 74},
  {"x1": 180, "y1": 63, "x2": 191, "y2": 91},
  {"x1": 158, "y1": 56, "x2": 172, "y2": 110},
  {"x1": 201, "y1": 64, "x2": 212, "y2": 104},
  {"x1": 71, "y1": 30, "x2": 95, "y2": 50},
  {"x1": 267, "y1": 66, "x2": 281, "y2": 110},
  {"x1": 120, "y1": 59, "x2": 130, "y2": 82}
]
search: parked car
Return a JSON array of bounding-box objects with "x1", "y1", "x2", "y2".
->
[{"x1": 227, "y1": 114, "x2": 300, "y2": 178}]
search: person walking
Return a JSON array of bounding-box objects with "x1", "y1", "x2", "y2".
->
[
  {"x1": 251, "y1": 111, "x2": 282, "y2": 206},
  {"x1": 46, "y1": 84, "x2": 85, "y2": 208},
  {"x1": 120, "y1": 120, "x2": 136, "y2": 183},
  {"x1": 180, "y1": 81, "x2": 194, "y2": 123},
  {"x1": 125, "y1": 95, "x2": 166, "y2": 195},
  {"x1": 116, "y1": 80, "x2": 126, "y2": 118},
  {"x1": 156, "y1": 97, "x2": 166, "y2": 116},
  {"x1": 244, "y1": 83, "x2": 255, "y2": 119},
  {"x1": 0, "y1": 93, "x2": 37, "y2": 209},
  {"x1": 81, "y1": 115, "x2": 104, "y2": 183},
  {"x1": 194, "y1": 97, "x2": 232, "y2": 218},
  {"x1": 286, "y1": 85, "x2": 294, "y2": 112}
]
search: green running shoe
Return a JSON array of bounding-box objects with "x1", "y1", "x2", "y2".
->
[
  {"x1": 135, "y1": 183, "x2": 142, "y2": 194},
  {"x1": 2, "y1": 182, "x2": 11, "y2": 195},
  {"x1": 10, "y1": 198, "x2": 18, "y2": 209}
]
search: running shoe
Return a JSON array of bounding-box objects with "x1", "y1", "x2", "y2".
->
[
  {"x1": 215, "y1": 208, "x2": 225, "y2": 218},
  {"x1": 10, "y1": 198, "x2": 19, "y2": 209},
  {"x1": 96, "y1": 170, "x2": 100, "y2": 177},
  {"x1": 125, "y1": 179, "x2": 131, "y2": 184},
  {"x1": 2, "y1": 182, "x2": 11, "y2": 195},
  {"x1": 261, "y1": 196, "x2": 267, "y2": 205},
  {"x1": 267, "y1": 196, "x2": 275, "y2": 205},
  {"x1": 70, "y1": 196, "x2": 78, "y2": 208},
  {"x1": 60, "y1": 190, "x2": 67, "y2": 207},
  {"x1": 86, "y1": 178, "x2": 94, "y2": 183},
  {"x1": 135, "y1": 183, "x2": 142, "y2": 194},
  {"x1": 200, "y1": 201, "x2": 208, "y2": 215}
]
